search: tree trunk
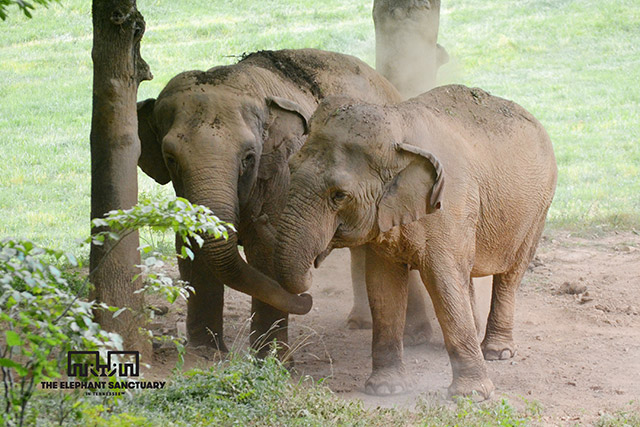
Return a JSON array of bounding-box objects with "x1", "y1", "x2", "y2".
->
[
  {"x1": 373, "y1": 0, "x2": 448, "y2": 99},
  {"x1": 90, "y1": 0, "x2": 152, "y2": 356}
]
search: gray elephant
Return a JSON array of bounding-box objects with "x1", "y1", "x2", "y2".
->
[
  {"x1": 136, "y1": 49, "x2": 411, "y2": 352},
  {"x1": 273, "y1": 85, "x2": 557, "y2": 398}
]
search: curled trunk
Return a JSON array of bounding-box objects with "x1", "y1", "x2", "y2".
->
[
  {"x1": 275, "y1": 190, "x2": 333, "y2": 295},
  {"x1": 186, "y1": 176, "x2": 312, "y2": 315},
  {"x1": 202, "y1": 231, "x2": 311, "y2": 314}
]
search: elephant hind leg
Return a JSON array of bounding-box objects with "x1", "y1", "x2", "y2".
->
[
  {"x1": 480, "y1": 272, "x2": 520, "y2": 360},
  {"x1": 481, "y1": 222, "x2": 545, "y2": 361},
  {"x1": 403, "y1": 270, "x2": 433, "y2": 347}
]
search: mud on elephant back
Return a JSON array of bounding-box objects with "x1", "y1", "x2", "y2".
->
[
  {"x1": 136, "y1": 49, "x2": 403, "y2": 353},
  {"x1": 273, "y1": 85, "x2": 557, "y2": 399}
]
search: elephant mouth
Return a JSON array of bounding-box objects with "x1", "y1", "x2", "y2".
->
[{"x1": 313, "y1": 245, "x2": 334, "y2": 268}]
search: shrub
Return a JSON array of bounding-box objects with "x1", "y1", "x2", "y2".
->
[{"x1": 0, "y1": 196, "x2": 234, "y2": 426}]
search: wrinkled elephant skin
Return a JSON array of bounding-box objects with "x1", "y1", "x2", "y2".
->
[
  {"x1": 274, "y1": 85, "x2": 557, "y2": 398},
  {"x1": 137, "y1": 49, "x2": 402, "y2": 352}
]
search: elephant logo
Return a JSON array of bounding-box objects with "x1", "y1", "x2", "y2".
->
[{"x1": 66, "y1": 350, "x2": 140, "y2": 378}]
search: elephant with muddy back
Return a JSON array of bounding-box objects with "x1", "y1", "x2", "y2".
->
[
  {"x1": 136, "y1": 48, "x2": 433, "y2": 352},
  {"x1": 273, "y1": 85, "x2": 557, "y2": 398}
]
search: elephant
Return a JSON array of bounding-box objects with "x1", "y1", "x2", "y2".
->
[
  {"x1": 136, "y1": 48, "x2": 413, "y2": 353},
  {"x1": 373, "y1": 0, "x2": 449, "y2": 99},
  {"x1": 273, "y1": 85, "x2": 557, "y2": 398}
]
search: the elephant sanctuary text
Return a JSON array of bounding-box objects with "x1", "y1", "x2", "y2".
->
[{"x1": 40, "y1": 380, "x2": 166, "y2": 394}]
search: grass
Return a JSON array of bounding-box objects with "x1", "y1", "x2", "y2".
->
[
  {"x1": 0, "y1": 0, "x2": 638, "y2": 253},
  {"x1": 1, "y1": 4, "x2": 638, "y2": 423},
  {"x1": 438, "y1": 1, "x2": 640, "y2": 231},
  {"x1": 27, "y1": 351, "x2": 540, "y2": 426}
]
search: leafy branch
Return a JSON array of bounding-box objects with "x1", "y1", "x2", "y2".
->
[
  {"x1": 0, "y1": 0, "x2": 59, "y2": 21},
  {"x1": 0, "y1": 196, "x2": 234, "y2": 425}
]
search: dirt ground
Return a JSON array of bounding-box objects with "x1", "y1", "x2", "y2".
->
[{"x1": 148, "y1": 231, "x2": 640, "y2": 425}]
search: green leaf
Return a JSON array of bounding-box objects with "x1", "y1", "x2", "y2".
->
[
  {"x1": 0, "y1": 358, "x2": 28, "y2": 376},
  {"x1": 5, "y1": 330, "x2": 22, "y2": 347},
  {"x1": 66, "y1": 252, "x2": 78, "y2": 266},
  {"x1": 92, "y1": 218, "x2": 108, "y2": 228},
  {"x1": 48, "y1": 265, "x2": 61, "y2": 278},
  {"x1": 181, "y1": 246, "x2": 194, "y2": 260}
]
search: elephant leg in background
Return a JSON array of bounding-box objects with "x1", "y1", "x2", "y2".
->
[
  {"x1": 346, "y1": 245, "x2": 372, "y2": 329},
  {"x1": 403, "y1": 270, "x2": 433, "y2": 346},
  {"x1": 178, "y1": 242, "x2": 227, "y2": 351},
  {"x1": 420, "y1": 264, "x2": 494, "y2": 399},
  {"x1": 348, "y1": 246, "x2": 431, "y2": 345},
  {"x1": 364, "y1": 246, "x2": 410, "y2": 396},
  {"x1": 468, "y1": 276, "x2": 479, "y2": 334},
  {"x1": 470, "y1": 276, "x2": 492, "y2": 340},
  {"x1": 241, "y1": 236, "x2": 290, "y2": 359},
  {"x1": 250, "y1": 298, "x2": 289, "y2": 359}
]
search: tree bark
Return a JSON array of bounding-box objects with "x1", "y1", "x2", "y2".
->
[
  {"x1": 90, "y1": 0, "x2": 152, "y2": 356},
  {"x1": 373, "y1": 0, "x2": 448, "y2": 99}
]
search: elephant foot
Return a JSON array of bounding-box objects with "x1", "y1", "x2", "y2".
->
[
  {"x1": 346, "y1": 307, "x2": 372, "y2": 329},
  {"x1": 187, "y1": 329, "x2": 228, "y2": 353},
  {"x1": 364, "y1": 366, "x2": 411, "y2": 396},
  {"x1": 481, "y1": 339, "x2": 516, "y2": 361},
  {"x1": 448, "y1": 376, "x2": 495, "y2": 401},
  {"x1": 403, "y1": 320, "x2": 432, "y2": 347}
]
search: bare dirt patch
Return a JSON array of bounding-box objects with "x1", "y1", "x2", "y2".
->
[{"x1": 147, "y1": 231, "x2": 640, "y2": 425}]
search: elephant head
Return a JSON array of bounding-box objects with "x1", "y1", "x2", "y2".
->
[
  {"x1": 274, "y1": 98, "x2": 444, "y2": 294},
  {"x1": 137, "y1": 68, "x2": 312, "y2": 314}
]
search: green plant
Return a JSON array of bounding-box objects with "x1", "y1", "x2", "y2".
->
[
  {"x1": 90, "y1": 196, "x2": 235, "y2": 370},
  {"x1": 415, "y1": 395, "x2": 541, "y2": 427},
  {"x1": 0, "y1": 196, "x2": 234, "y2": 425},
  {"x1": 0, "y1": 238, "x2": 122, "y2": 426},
  {"x1": 595, "y1": 401, "x2": 640, "y2": 427},
  {"x1": 66, "y1": 350, "x2": 541, "y2": 427}
]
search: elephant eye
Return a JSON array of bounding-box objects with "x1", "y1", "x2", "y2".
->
[
  {"x1": 241, "y1": 152, "x2": 255, "y2": 172},
  {"x1": 165, "y1": 154, "x2": 178, "y2": 169},
  {"x1": 331, "y1": 190, "x2": 348, "y2": 204}
]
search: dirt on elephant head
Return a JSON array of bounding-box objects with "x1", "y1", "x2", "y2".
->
[
  {"x1": 240, "y1": 50, "x2": 325, "y2": 99},
  {"x1": 192, "y1": 65, "x2": 236, "y2": 87}
]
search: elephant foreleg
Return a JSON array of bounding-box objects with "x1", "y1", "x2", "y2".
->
[
  {"x1": 420, "y1": 266, "x2": 494, "y2": 400},
  {"x1": 349, "y1": 247, "x2": 434, "y2": 347},
  {"x1": 179, "y1": 245, "x2": 227, "y2": 351},
  {"x1": 364, "y1": 246, "x2": 410, "y2": 396}
]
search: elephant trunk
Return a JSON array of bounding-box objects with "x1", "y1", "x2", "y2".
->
[
  {"x1": 275, "y1": 189, "x2": 332, "y2": 295},
  {"x1": 186, "y1": 174, "x2": 312, "y2": 315}
]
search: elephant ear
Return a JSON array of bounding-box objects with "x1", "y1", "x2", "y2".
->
[
  {"x1": 258, "y1": 96, "x2": 311, "y2": 180},
  {"x1": 137, "y1": 98, "x2": 171, "y2": 185},
  {"x1": 377, "y1": 142, "x2": 444, "y2": 233}
]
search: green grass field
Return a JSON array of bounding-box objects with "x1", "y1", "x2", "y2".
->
[{"x1": 1, "y1": 0, "x2": 639, "y2": 253}]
